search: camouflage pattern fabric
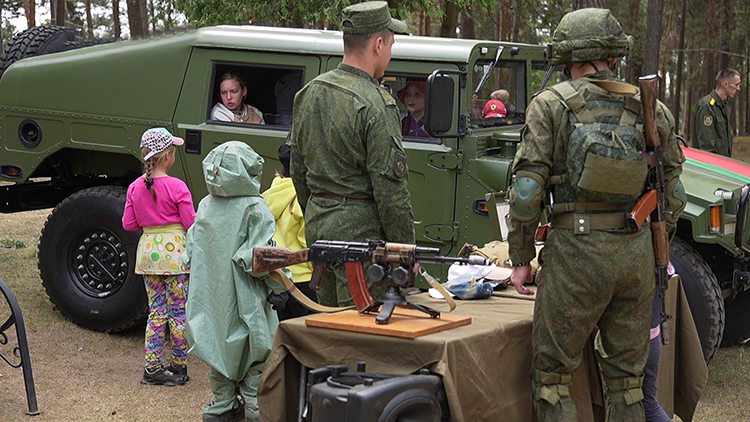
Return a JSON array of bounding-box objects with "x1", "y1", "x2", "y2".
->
[
  {"x1": 549, "y1": 8, "x2": 632, "y2": 66},
  {"x1": 533, "y1": 229, "x2": 654, "y2": 421},
  {"x1": 288, "y1": 63, "x2": 415, "y2": 307},
  {"x1": 693, "y1": 89, "x2": 733, "y2": 157},
  {"x1": 550, "y1": 81, "x2": 648, "y2": 204},
  {"x1": 508, "y1": 70, "x2": 684, "y2": 422}
]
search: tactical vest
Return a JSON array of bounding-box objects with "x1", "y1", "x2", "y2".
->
[{"x1": 547, "y1": 79, "x2": 648, "y2": 232}]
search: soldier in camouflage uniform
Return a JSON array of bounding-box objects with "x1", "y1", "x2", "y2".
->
[
  {"x1": 507, "y1": 9, "x2": 686, "y2": 422},
  {"x1": 693, "y1": 68, "x2": 741, "y2": 157},
  {"x1": 288, "y1": 1, "x2": 415, "y2": 307}
]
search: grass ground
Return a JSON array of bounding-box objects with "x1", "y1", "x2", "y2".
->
[
  {"x1": 730, "y1": 136, "x2": 750, "y2": 162},
  {"x1": 0, "y1": 209, "x2": 212, "y2": 421}
]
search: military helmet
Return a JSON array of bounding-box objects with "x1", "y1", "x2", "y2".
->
[{"x1": 549, "y1": 8, "x2": 633, "y2": 65}]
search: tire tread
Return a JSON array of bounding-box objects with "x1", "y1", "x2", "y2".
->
[{"x1": 38, "y1": 186, "x2": 147, "y2": 332}]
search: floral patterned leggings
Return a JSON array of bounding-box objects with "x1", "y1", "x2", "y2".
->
[{"x1": 143, "y1": 274, "x2": 189, "y2": 370}]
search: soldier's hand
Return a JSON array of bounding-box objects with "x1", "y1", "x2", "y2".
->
[{"x1": 510, "y1": 265, "x2": 534, "y2": 295}]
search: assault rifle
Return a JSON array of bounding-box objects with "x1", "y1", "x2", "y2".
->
[
  {"x1": 636, "y1": 75, "x2": 672, "y2": 345},
  {"x1": 253, "y1": 240, "x2": 490, "y2": 324}
]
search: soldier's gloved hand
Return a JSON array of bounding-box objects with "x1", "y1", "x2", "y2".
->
[{"x1": 267, "y1": 291, "x2": 289, "y2": 310}]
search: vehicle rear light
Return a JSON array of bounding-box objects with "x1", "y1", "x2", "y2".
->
[
  {"x1": 709, "y1": 205, "x2": 722, "y2": 233},
  {"x1": 0, "y1": 165, "x2": 22, "y2": 179},
  {"x1": 473, "y1": 198, "x2": 489, "y2": 215}
]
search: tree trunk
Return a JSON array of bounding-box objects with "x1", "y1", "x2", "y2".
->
[
  {"x1": 512, "y1": 0, "x2": 521, "y2": 43},
  {"x1": 51, "y1": 0, "x2": 66, "y2": 26},
  {"x1": 113, "y1": 0, "x2": 121, "y2": 41},
  {"x1": 149, "y1": 0, "x2": 155, "y2": 32},
  {"x1": 493, "y1": 6, "x2": 499, "y2": 41},
  {"x1": 439, "y1": 1, "x2": 458, "y2": 38},
  {"x1": 459, "y1": 10, "x2": 475, "y2": 40},
  {"x1": 126, "y1": 0, "x2": 149, "y2": 39},
  {"x1": 673, "y1": 0, "x2": 687, "y2": 133},
  {"x1": 23, "y1": 0, "x2": 36, "y2": 28},
  {"x1": 705, "y1": 0, "x2": 717, "y2": 93},
  {"x1": 626, "y1": 0, "x2": 640, "y2": 83},
  {"x1": 644, "y1": 0, "x2": 663, "y2": 76},
  {"x1": 0, "y1": 0, "x2": 4, "y2": 48},
  {"x1": 86, "y1": 0, "x2": 94, "y2": 39},
  {"x1": 719, "y1": 0, "x2": 730, "y2": 69}
]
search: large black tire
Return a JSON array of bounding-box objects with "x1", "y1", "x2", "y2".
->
[
  {"x1": 721, "y1": 289, "x2": 750, "y2": 345},
  {"x1": 0, "y1": 25, "x2": 77, "y2": 76},
  {"x1": 38, "y1": 186, "x2": 147, "y2": 332},
  {"x1": 670, "y1": 237, "x2": 725, "y2": 363}
]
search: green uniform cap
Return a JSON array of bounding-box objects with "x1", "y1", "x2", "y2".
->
[{"x1": 341, "y1": 1, "x2": 408, "y2": 35}]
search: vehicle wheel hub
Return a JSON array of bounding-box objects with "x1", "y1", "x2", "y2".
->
[{"x1": 72, "y1": 228, "x2": 129, "y2": 298}]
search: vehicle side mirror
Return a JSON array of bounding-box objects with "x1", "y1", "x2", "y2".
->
[{"x1": 425, "y1": 72, "x2": 455, "y2": 137}]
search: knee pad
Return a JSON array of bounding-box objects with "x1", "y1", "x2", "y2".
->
[
  {"x1": 665, "y1": 178, "x2": 686, "y2": 224},
  {"x1": 532, "y1": 369, "x2": 572, "y2": 406},
  {"x1": 603, "y1": 374, "x2": 644, "y2": 405},
  {"x1": 509, "y1": 171, "x2": 545, "y2": 222}
]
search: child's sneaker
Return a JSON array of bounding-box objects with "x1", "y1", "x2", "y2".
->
[
  {"x1": 141, "y1": 365, "x2": 187, "y2": 386},
  {"x1": 167, "y1": 363, "x2": 189, "y2": 382}
]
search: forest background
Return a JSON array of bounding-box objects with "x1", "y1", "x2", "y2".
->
[{"x1": 0, "y1": 0, "x2": 748, "y2": 143}]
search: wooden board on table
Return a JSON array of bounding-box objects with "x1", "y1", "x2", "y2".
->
[{"x1": 305, "y1": 308, "x2": 471, "y2": 339}]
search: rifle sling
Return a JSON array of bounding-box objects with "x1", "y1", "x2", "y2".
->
[
  {"x1": 420, "y1": 268, "x2": 456, "y2": 312},
  {"x1": 269, "y1": 269, "x2": 354, "y2": 313}
]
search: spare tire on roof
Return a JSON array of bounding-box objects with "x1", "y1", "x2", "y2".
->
[{"x1": 0, "y1": 25, "x2": 78, "y2": 77}]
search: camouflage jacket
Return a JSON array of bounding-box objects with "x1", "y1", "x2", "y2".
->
[
  {"x1": 288, "y1": 63, "x2": 414, "y2": 244},
  {"x1": 508, "y1": 70, "x2": 685, "y2": 264},
  {"x1": 693, "y1": 90, "x2": 733, "y2": 157}
]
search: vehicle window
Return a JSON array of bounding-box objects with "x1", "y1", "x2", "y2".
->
[
  {"x1": 470, "y1": 60, "x2": 526, "y2": 129},
  {"x1": 383, "y1": 74, "x2": 438, "y2": 142},
  {"x1": 208, "y1": 63, "x2": 304, "y2": 127}
]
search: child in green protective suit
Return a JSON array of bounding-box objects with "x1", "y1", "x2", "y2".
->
[{"x1": 183, "y1": 141, "x2": 288, "y2": 422}]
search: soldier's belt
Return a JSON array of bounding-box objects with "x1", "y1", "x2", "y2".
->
[
  {"x1": 312, "y1": 192, "x2": 375, "y2": 203},
  {"x1": 551, "y1": 212, "x2": 633, "y2": 234}
]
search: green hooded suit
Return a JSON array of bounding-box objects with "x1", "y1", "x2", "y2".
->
[{"x1": 183, "y1": 141, "x2": 286, "y2": 420}]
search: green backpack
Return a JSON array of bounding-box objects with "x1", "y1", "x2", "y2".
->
[{"x1": 549, "y1": 79, "x2": 648, "y2": 205}]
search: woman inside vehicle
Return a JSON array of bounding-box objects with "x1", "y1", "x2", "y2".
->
[{"x1": 211, "y1": 70, "x2": 265, "y2": 124}]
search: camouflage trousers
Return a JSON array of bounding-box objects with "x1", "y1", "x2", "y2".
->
[
  {"x1": 304, "y1": 197, "x2": 389, "y2": 307},
  {"x1": 532, "y1": 227, "x2": 655, "y2": 422}
]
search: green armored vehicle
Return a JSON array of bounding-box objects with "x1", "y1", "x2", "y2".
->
[{"x1": 0, "y1": 25, "x2": 747, "y2": 362}]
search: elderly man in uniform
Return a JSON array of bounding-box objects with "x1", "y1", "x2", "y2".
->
[
  {"x1": 288, "y1": 1, "x2": 415, "y2": 307},
  {"x1": 693, "y1": 68, "x2": 741, "y2": 157},
  {"x1": 507, "y1": 9, "x2": 685, "y2": 422}
]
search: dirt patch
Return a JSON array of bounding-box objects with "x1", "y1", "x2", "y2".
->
[{"x1": 0, "y1": 210, "x2": 212, "y2": 421}]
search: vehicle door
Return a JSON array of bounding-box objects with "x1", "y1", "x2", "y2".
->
[
  {"x1": 324, "y1": 57, "x2": 461, "y2": 252},
  {"x1": 174, "y1": 48, "x2": 321, "y2": 199}
]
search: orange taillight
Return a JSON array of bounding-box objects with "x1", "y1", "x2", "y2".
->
[{"x1": 709, "y1": 206, "x2": 722, "y2": 233}]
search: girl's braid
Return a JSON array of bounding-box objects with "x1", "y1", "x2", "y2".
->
[{"x1": 142, "y1": 148, "x2": 157, "y2": 202}]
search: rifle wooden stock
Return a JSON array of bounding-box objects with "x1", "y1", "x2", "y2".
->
[
  {"x1": 639, "y1": 74, "x2": 671, "y2": 345},
  {"x1": 640, "y1": 76, "x2": 661, "y2": 149},
  {"x1": 651, "y1": 221, "x2": 670, "y2": 266},
  {"x1": 252, "y1": 246, "x2": 309, "y2": 273}
]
